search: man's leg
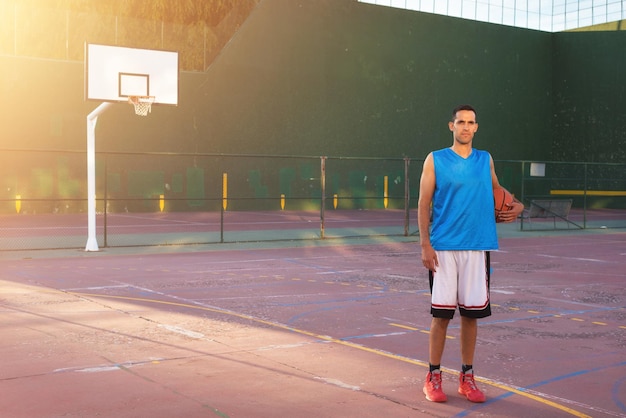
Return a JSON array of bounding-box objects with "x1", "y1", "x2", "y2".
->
[
  {"x1": 423, "y1": 316, "x2": 450, "y2": 402},
  {"x1": 429, "y1": 317, "x2": 450, "y2": 365},
  {"x1": 460, "y1": 316, "x2": 477, "y2": 365},
  {"x1": 456, "y1": 251, "x2": 489, "y2": 403},
  {"x1": 458, "y1": 316, "x2": 486, "y2": 403},
  {"x1": 424, "y1": 251, "x2": 456, "y2": 402}
]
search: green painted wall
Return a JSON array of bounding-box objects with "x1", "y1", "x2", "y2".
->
[
  {"x1": 552, "y1": 31, "x2": 626, "y2": 163},
  {"x1": 0, "y1": 0, "x2": 623, "y2": 164},
  {"x1": 173, "y1": 0, "x2": 554, "y2": 161}
]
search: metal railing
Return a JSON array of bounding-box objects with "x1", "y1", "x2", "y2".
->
[{"x1": 1, "y1": 150, "x2": 624, "y2": 250}]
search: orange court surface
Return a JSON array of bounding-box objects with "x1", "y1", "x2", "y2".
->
[{"x1": 1, "y1": 224, "x2": 625, "y2": 417}]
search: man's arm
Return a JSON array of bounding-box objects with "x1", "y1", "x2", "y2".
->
[
  {"x1": 418, "y1": 153, "x2": 438, "y2": 272},
  {"x1": 489, "y1": 156, "x2": 524, "y2": 222}
]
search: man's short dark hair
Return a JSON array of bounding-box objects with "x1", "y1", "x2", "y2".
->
[{"x1": 451, "y1": 104, "x2": 477, "y2": 122}]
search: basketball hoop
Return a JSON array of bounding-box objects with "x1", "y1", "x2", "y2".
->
[{"x1": 128, "y1": 95, "x2": 155, "y2": 116}]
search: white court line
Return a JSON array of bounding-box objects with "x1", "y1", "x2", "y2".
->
[
  {"x1": 385, "y1": 274, "x2": 418, "y2": 280},
  {"x1": 491, "y1": 289, "x2": 515, "y2": 294},
  {"x1": 314, "y1": 377, "x2": 360, "y2": 391},
  {"x1": 538, "y1": 254, "x2": 607, "y2": 263},
  {"x1": 159, "y1": 324, "x2": 204, "y2": 339},
  {"x1": 62, "y1": 284, "x2": 131, "y2": 291}
]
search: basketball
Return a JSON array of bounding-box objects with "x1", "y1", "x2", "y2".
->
[{"x1": 494, "y1": 187, "x2": 514, "y2": 222}]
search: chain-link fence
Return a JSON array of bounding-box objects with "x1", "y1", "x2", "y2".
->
[
  {"x1": 496, "y1": 159, "x2": 626, "y2": 229},
  {"x1": 1, "y1": 150, "x2": 625, "y2": 250}
]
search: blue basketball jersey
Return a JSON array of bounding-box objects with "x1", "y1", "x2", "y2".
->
[{"x1": 430, "y1": 148, "x2": 498, "y2": 251}]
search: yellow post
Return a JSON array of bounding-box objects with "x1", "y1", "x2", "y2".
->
[
  {"x1": 333, "y1": 194, "x2": 338, "y2": 209},
  {"x1": 383, "y1": 175, "x2": 389, "y2": 209},
  {"x1": 222, "y1": 173, "x2": 228, "y2": 211},
  {"x1": 280, "y1": 194, "x2": 285, "y2": 210},
  {"x1": 159, "y1": 194, "x2": 164, "y2": 212},
  {"x1": 15, "y1": 194, "x2": 21, "y2": 214}
]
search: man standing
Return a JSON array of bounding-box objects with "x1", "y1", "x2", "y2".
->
[{"x1": 417, "y1": 104, "x2": 523, "y2": 403}]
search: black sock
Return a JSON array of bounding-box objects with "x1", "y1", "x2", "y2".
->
[
  {"x1": 429, "y1": 364, "x2": 441, "y2": 373},
  {"x1": 462, "y1": 364, "x2": 473, "y2": 374}
]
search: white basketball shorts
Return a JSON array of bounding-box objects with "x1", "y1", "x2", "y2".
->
[{"x1": 428, "y1": 250, "x2": 491, "y2": 319}]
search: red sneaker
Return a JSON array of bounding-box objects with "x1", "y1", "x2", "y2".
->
[
  {"x1": 423, "y1": 371, "x2": 447, "y2": 402},
  {"x1": 458, "y1": 372, "x2": 486, "y2": 403}
]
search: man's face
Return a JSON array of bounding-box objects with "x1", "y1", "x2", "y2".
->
[{"x1": 448, "y1": 110, "x2": 478, "y2": 145}]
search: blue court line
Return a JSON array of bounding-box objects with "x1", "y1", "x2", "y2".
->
[
  {"x1": 453, "y1": 361, "x2": 626, "y2": 418},
  {"x1": 613, "y1": 376, "x2": 626, "y2": 412}
]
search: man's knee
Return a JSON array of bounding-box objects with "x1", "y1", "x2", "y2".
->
[{"x1": 432, "y1": 317, "x2": 451, "y2": 329}]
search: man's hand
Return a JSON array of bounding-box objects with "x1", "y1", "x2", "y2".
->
[
  {"x1": 421, "y1": 244, "x2": 439, "y2": 272},
  {"x1": 497, "y1": 201, "x2": 524, "y2": 223}
]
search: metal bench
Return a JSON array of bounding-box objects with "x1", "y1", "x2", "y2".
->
[{"x1": 520, "y1": 199, "x2": 581, "y2": 230}]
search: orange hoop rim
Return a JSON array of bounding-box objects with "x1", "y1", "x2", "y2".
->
[
  {"x1": 128, "y1": 95, "x2": 155, "y2": 116},
  {"x1": 128, "y1": 95, "x2": 155, "y2": 104}
]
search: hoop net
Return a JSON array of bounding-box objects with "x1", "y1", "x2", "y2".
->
[{"x1": 128, "y1": 96, "x2": 155, "y2": 116}]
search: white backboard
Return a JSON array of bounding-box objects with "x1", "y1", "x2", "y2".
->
[{"x1": 85, "y1": 43, "x2": 178, "y2": 105}]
